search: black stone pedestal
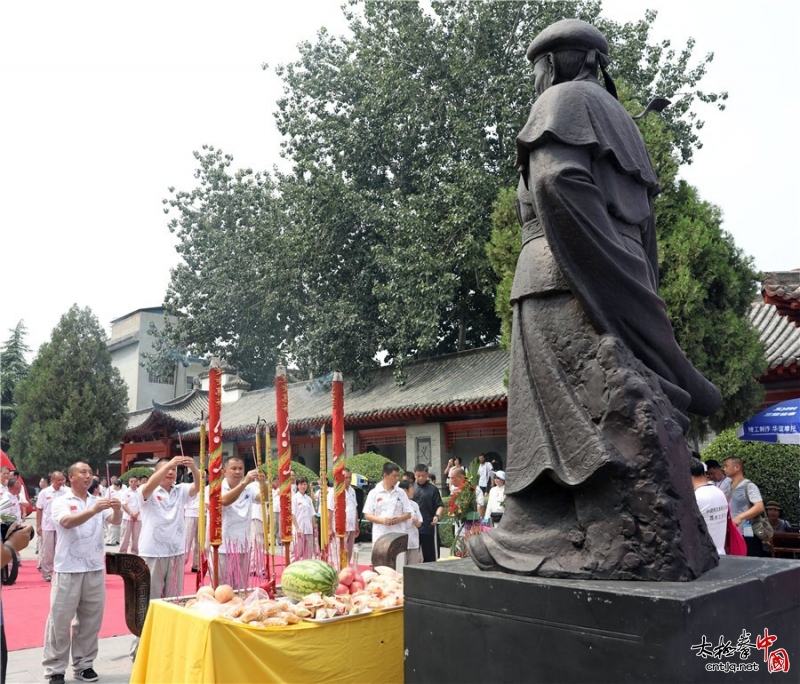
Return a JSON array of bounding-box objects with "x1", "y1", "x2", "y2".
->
[{"x1": 404, "y1": 557, "x2": 800, "y2": 683}]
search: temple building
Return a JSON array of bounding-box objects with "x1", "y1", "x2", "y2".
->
[{"x1": 119, "y1": 346, "x2": 508, "y2": 483}]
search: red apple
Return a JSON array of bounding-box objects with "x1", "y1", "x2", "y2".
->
[
  {"x1": 338, "y1": 567, "x2": 355, "y2": 586},
  {"x1": 335, "y1": 583, "x2": 350, "y2": 596},
  {"x1": 349, "y1": 580, "x2": 364, "y2": 594}
]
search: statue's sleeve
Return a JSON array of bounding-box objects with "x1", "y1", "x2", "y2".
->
[{"x1": 528, "y1": 143, "x2": 721, "y2": 417}]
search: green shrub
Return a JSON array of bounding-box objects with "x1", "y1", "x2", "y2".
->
[
  {"x1": 290, "y1": 460, "x2": 319, "y2": 482},
  {"x1": 258, "y1": 459, "x2": 319, "y2": 482},
  {"x1": 326, "y1": 452, "x2": 402, "y2": 483},
  {"x1": 703, "y1": 427, "x2": 800, "y2": 524},
  {"x1": 120, "y1": 466, "x2": 154, "y2": 485}
]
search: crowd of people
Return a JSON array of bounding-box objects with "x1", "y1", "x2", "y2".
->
[
  {"x1": 0, "y1": 448, "x2": 793, "y2": 683},
  {"x1": 690, "y1": 454, "x2": 796, "y2": 558}
]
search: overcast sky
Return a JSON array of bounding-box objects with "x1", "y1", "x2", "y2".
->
[{"x1": 2, "y1": 1, "x2": 797, "y2": 359}]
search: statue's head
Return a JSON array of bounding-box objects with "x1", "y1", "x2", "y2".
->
[{"x1": 527, "y1": 19, "x2": 616, "y2": 98}]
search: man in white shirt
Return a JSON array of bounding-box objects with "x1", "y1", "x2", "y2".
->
[
  {"x1": 363, "y1": 463, "x2": 413, "y2": 545},
  {"x1": 36, "y1": 470, "x2": 67, "y2": 583},
  {"x1": 139, "y1": 456, "x2": 200, "y2": 598},
  {"x1": 119, "y1": 477, "x2": 141, "y2": 555},
  {"x1": 476, "y1": 453, "x2": 495, "y2": 495},
  {"x1": 132, "y1": 456, "x2": 199, "y2": 660},
  {"x1": 219, "y1": 456, "x2": 262, "y2": 589},
  {"x1": 1, "y1": 477, "x2": 23, "y2": 523},
  {"x1": 42, "y1": 461, "x2": 121, "y2": 684},
  {"x1": 704, "y1": 459, "x2": 731, "y2": 495},
  {"x1": 690, "y1": 457, "x2": 727, "y2": 555},
  {"x1": 327, "y1": 467, "x2": 359, "y2": 564}
]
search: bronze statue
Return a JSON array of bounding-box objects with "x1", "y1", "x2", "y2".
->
[{"x1": 468, "y1": 20, "x2": 722, "y2": 580}]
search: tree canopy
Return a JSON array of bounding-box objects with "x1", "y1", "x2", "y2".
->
[
  {"x1": 11, "y1": 305, "x2": 129, "y2": 475},
  {"x1": 159, "y1": 1, "x2": 729, "y2": 389},
  {"x1": 0, "y1": 321, "x2": 30, "y2": 452}
]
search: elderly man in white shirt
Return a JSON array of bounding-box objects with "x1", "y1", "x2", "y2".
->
[
  {"x1": 42, "y1": 462, "x2": 121, "y2": 684},
  {"x1": 36, "y1": 470, "x2": 68, "y2": 583},
  {"x1": 363, "y1": 463, "x2": 413, "y2": 545}
]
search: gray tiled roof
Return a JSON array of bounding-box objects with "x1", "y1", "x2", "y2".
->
[
  {"x1": 749, "y1": 301, "x2": 800, "y2": 370},
  {"x1": 125, "y1": 346, "x2": 509, "y2": 439},
  {"x1": 763, "y1": 271, "x2": 800, "y2": 302}
]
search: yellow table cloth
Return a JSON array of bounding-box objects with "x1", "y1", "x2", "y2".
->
[{"x1": 130, "y1": 600, "x2": 403, "y2": 683}]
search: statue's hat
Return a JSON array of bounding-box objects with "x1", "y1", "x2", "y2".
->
[{"x1": 526, "y1": 19, "x2": 609, "y2": 63}]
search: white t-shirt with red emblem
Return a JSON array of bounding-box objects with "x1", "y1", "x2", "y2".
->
[
  {"x1": 51, "y1": 491, "x2": 113, "y2": 573},
  {"x1": 363, "y1": 481, "x2": 413, "y2": 544},
  {"x1": 36, "y1": 485, "x2": 69, "y2": 531},
  {"x1": 138, "y1": 483, "x2": 192, "y2": 558},
  {"x1": 220, "y1": 479, "x2": 257, "y2": 552}
]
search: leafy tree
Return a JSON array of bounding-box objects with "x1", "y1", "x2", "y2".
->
[
  {"x1": 159, "y1": 146, "x2": 289, "y2": 389},
  {"x1": 272, "y1": 1, "x2": 725, "y2": 380},
  {"x1": 0, "y1": 321, "x2": 31, "y2": 452},
  {"x1": 703, "y1": 428, "x2": 800, "y2": 525},
  {"x1": 161, "y1": 2, "x2": 726, "y2": 386},
  {"x1": 12, "y1": 305, "x2": 128, "y2": 475},
  {"x1": 656, "y1": 182, "x2": 765, "y2": 435}
]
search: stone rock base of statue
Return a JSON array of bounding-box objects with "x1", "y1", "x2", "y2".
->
[{"x1": 404, "y1": 557, "x2": 799, "y2": 684}]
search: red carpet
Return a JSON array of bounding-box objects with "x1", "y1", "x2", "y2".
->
[
  {"x1": 3, "y1": 556, "x2": 365, "y2": 651},
  {"x1": 3, "y1": 561, "x2": 133, "y2": 651}
]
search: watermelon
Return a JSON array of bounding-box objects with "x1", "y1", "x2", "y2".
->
[{"x1": 281, "y1": 560, "x2": 339, "y2": 600}]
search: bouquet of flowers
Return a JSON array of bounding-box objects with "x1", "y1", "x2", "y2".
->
[
  {"x1": 443, "y1": 468, "x2": 485, "y2": 558},
  {"x1": 446, "y1": 481, "x2": 478, "y2": 526}
]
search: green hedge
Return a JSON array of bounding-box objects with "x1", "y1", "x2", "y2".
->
[
  {"x1": 324, "y1": 452, "x2": 402, "y2": 483},
  {"x1": 703, "y1": 427, "x2": 800, "y2": 524},
  {"x1": 120, "y1": 466, "x2": 154, "y2": 485},
  {"x1": 258, "y1": 460, "x2": 319, "y2": 483}
]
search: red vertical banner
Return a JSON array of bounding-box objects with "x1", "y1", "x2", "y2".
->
[
  {"x1": 332, "y1": 372, "x2": 345, "y2": 548},
  {"x1": 207, "y1": 359, "x2": 223, "y2": 587},
  {"x1": 275, "y1": 366, "x2": 293, "y2": 546}
]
